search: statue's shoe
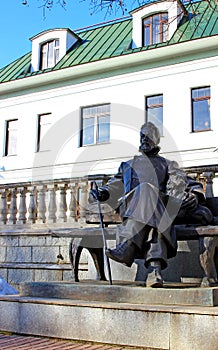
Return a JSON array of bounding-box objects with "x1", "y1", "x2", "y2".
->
[
  {"x1": 146, "y1": 266, "x2": 163, "y2": 288},
  {"x1": 105, "y1": 240, "x2": 136, "y2": 267}
]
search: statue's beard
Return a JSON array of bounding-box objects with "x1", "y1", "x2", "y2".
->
[
  {"x1": 139, "y1": 143, "x2": 160, "y2": 155},
  {"x1": 139, "y1": 143, "x2": 154, "y2": 153}
]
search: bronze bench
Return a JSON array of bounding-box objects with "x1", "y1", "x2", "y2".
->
[{"x1": 52, "y1": 197, "x2": 218, "y2": 286}]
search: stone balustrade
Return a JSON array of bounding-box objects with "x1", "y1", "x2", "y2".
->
[
  {"x1": 184, "y1": 165, "x2": 218, "y2": 198},
  {"x1": 0, "y1": 175, "x2": 109, "y2": 227},
  {"x1": 0, "y1": 167, "x2": 217, "y2": 228}
]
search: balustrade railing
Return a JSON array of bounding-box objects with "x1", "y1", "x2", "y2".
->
[
  {"x1": 0, "y1": 166, "x2": 217, "y2": 227},
  {"x1": 0, "y1": 175, "x2": 109, "y2": 227}
]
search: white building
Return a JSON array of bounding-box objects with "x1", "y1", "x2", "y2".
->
[{"x1": 0, "y1": 0, "x2": 217, "y2": 285}]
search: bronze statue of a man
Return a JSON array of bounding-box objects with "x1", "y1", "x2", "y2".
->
[{"x1": 89, "y1": 122, "x2": 213, "y2": 287}]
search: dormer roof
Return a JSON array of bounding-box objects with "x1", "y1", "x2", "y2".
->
[{"x1": 30, "y1": 28, "x2": 80, "y2": 71}]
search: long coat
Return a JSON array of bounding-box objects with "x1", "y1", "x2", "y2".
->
[{"x1": 103, "y1": 152, "x2": 211, "y2": 258}]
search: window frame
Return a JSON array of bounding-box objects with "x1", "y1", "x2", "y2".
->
[
  {"x1": 4, "y1": 119, "x2": 18, "y2": 156},
  {"x1": 40, "y1": 39, "x2": 60, "y2": 70},
  {"x1": 142, "y1": 12, "x2": 168, "y2": 46},
  {"x1": 36, "y1": 113, "x2": 52, "y2": 152},
  {"x1": 145, "y1": 94, "x2": 163, "y2": 136},
  {"x1": 191, "y1": 86, "x2": 211, "y2": 133},
  {"x1": 80, "y1": 104, "x2": 110, "y2": 147}
]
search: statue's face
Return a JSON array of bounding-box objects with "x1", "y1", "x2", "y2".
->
[{"x1": 140, "y1": 129, "x2": 156, "y2": 153}]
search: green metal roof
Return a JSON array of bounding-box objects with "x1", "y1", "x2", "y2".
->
[{"x1": 0, "y1": 0, "x2": 217, "y2": 84}]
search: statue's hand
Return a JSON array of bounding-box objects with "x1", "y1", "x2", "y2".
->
[
  {"x1": 89, "y1": 188, "x2": 110, "y2": 203},
  {"x1": 181, "y1": 192, "x2": 198, "y2": 211}
]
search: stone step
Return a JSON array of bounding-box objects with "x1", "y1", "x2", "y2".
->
[
  {"x1": 18, "y1": 280, "x2": 218, "y2": 306},
  {"x1": 0, "y1": 289, "x2": 218, "y2": 350}
]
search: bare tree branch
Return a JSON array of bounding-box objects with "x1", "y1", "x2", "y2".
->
[{"x1": 21, "y1": 0, "x2": 218, "y2": 18}]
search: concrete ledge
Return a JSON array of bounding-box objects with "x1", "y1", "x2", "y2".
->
[
  {"x1": 18, "y1": 281, "x2": 218, "y2": 307},
  {"x1": 0, "y1": 292, "x2": 218, "y2": 350}
]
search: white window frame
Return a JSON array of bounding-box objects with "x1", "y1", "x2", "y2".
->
[
  {"x1": 40, "y1": 39, "x2": 60, "y2": 70},
  {"x1": 4, "y1": 119, "x2": 18, "y2": 156},
  {"x1": 80, "y1": 104, "x2": 110, "y2": 146},
  {"x1": 191, "y1": 86, "x2": 211, "y2": 132},
  {"x1": 145, "y1": 94, "x2": 163, "y2": 136},
  {"x1": 36, "y1": 113, "x2": 52, "y2": 152}
]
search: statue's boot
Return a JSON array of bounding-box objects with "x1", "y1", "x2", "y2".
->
[
  {"x1": 106, "y1": 219, "x2": 149, "y2": 267},
  {"x1": 146, "y1": 261, "x2": 163, "y2": 288},
  {"x1": 105, "y1": 240, "x2": 136, "y2": 267}
]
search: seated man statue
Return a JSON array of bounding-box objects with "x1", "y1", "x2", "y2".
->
[{"x1": 89, "y1": 122, "x2": 213, "y2": 287}]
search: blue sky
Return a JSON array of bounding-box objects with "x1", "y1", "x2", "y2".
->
[{"x1": 0, "y1": 0, "x2": 135, "y2": 69}]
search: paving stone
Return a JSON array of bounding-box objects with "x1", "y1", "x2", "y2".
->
[{"x1": 0, "y1": 334, "x2": 142, "y2": 350}]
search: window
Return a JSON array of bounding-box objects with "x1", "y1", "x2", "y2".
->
[
  {"x1": 40, "y1": 39, "x2": 60, "y2": 69},
  {"x1": 4, "y1": 119, "x2": 18, "y2": 156},
  {"x1": 80, "y1": 104, "x2": 110, "y2": 146},
  {"x1": 191, "y1": 87, "x2": 211, "y2": 132},
  {"x1": 145, "y1": 95, "x2": 163, "y2": 135},
  {"x1": 36, "y1": 113, "x2": 52, "y2": 152},
  {"x1": 142, "y1": 13, "x2": 168, "y2": 46}
]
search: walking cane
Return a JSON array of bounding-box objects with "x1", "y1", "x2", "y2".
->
[{"x1": 91, "y1": 181, "x2": 113, "y2": 285}]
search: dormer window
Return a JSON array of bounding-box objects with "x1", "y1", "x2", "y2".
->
[
  {"x1": 40, "y1": 39, "x2": 60, "y2": 70},
  {"x1": 142, "y1": 13, "x2": 168, "y2": 46},
  {"x1": 30, "y1": 28, "x2": 80, "y2": 72},
  {"x1": 131, "y1": 0, "x2": 185, "y2": 49}
]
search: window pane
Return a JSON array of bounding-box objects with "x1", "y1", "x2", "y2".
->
[
  {"x1": 192, "y1": 87, "x2": 211, "y2": 132},
  {"x1": 98, "y1": 115, "x2": 110, "y2": 143},
  {"x1": 38, "y1": 113, "x2": 52, "y2": 151},
  {"x1": 152, "y1": 15, "x2": 160, "y2": 44},
  {"x1": 146, "y1": 95, "x2": 163, "y2": 135},
  {"x1": 162, "y1": 13, "x2": 168, "y2": 42},
  {"x1": 47, "y1": 41, "x2": 54, "y2": 68},
  {"x1": 40, "y1": 39, "x2": 59, "y2": 70},
  {"x1": 143, "y1": 18, "x2": 151, "y2": 46},
  {"x1": 6, "y1": 120, "x2": 18, "y2": 156},
  {"x1": 81, "y1": 104, "x2": 110, "y2": 146},
  {"x1": 83, "y1": 117, "x2": 95, "y2": 145},
  {"x1": 41, "y1": 43, "x2": 48, "y2": 70},
  {"x1": 143, "y1": 13, "x2": 168, "y2": 46}
]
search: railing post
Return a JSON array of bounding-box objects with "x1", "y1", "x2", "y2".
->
[
  {"x1": 8, "y1": 188, "x2": 17, "y2": 225},
  {"x1": 17, "y1": 187, "x2": 27, "y2": 224},
  {"x1": 27, "y1": 186, "x2": 37, "y2": 224},
  {"x1": 58, "y1": 184, "x2": 67, "y2": 223},
  {"x1": 47, "y1": 184, "x2": 57, "y2": 223},
  {"x1": 37, "y1": 185, "x2": 47, "y2": 223},
  {"x1": 69, "y1": 183, "x2": 78, "y2": 222},
  {"x1": 202, "y1": 171, "x2": 215, "y2": 198},
  {"x1": 78, "y1": 181, "x2": 88, "y2": 224},
  {"x1": 0, "y1": 189, "x2": 8, "y2": 224}
]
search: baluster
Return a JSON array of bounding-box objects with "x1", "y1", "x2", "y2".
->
[
  {"x1": 37, "y1": 185, "x2": 46, "y2": 223},
  {"x1": 48, "y1": 184, "x2": 57, "y2": 223},
  {"x1": 27, "y1": 186, "x2": 37, "y2": 224},
  {"x1": 69, "y1": 183, "x2": 78, "y2": 222},
  {"x1": 0, "y1": 189, "x2": 8, "y2": 224},
  {"x1": 8, "y1": 188, "x2": 17, "y2": 225},
  {"x1": 202, "y1": 171, "x2": 215, "y2": 198},
  {"x1": 17, "y1": 187, "x2": 27, "y2": 224},
  {"x1": 58, "y1": 184, "x2": 67, "y2": 223},
  {"x1": 78, "y1": 182, "x2": 88, "y2": 224}
]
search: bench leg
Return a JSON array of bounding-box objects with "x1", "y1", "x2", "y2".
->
[
  {"x1": 199, "y1": 236, "x2": 218, "y2": 287},
  {"x1": 69, "y1": 238, "x2": 83, "y2": 282},
  {"x1": 69, "y1": 238, "x2": 107, "y2": 282},
  {"x1": 87, "y1": 247, "x2": 107, "y2": 281}
]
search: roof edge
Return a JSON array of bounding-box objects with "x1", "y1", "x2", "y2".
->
[{"x1": 0, "y1": 36, "x2": 217, "y2": 96}]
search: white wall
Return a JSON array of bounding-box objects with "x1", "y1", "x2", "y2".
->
[{"x1": 0, "y1": 55, "x2": 218, "y2": 183}]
